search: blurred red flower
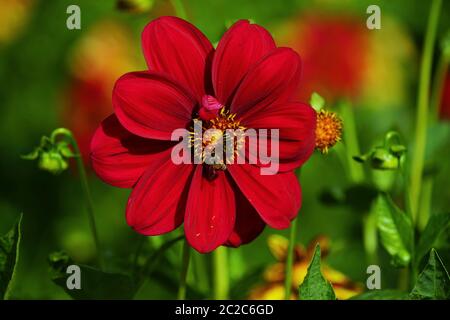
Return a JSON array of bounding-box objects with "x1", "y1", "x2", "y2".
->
[
  {"x1": 278, "y1": 13, "x2": 416, "y2": 109},
  {"x1": 90, "y1": 17, "x2": 316, "y2": 253},
  {"x1": 278, "y1": 13, "x2": 368, "y2": 103},
  {"x1": 439, "y1": 71, "x2": 450, "y2": 120},
  {"x1": 62, "y1": 21, "x2": 139, "y2": 159}
]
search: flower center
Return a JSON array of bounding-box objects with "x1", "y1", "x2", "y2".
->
[
  {"x1": 190, "y1": 95, "x2": 246, "y2": 179},
  {"x1": 315, "y1": 109, "x2": 343, "y2": 154}
]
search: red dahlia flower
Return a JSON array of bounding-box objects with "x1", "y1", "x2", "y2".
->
[{"x1": 90, "y1": 17, "x2": 316, "y2": 253}]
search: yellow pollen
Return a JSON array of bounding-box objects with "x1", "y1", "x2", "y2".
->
[{"x1": 315, "y1": 109, "x2": 343, "y2": 154}]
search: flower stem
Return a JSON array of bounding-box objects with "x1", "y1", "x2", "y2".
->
[
  {"x1": 177, "y1": 239, "x2": 191, "y2": 300},
  {"x1": 338, "y1": 100, "x2": 364, "y2": 184},
  {"x1": 417, "y1": 176, "x2": 433, "y2": 231},
  {"x1": 170, "y1": 0, "x2": 188, "y2": 20},
  {"x1": 284, "y1": 215, "x2": 298, "y2": 300},
  {"x1": 51, "y1": 128, "x2": 103, "y2": 269},
  {"x1": 213, "y1": 246, "x2": 229, "y2": 299},
  {"x1": 192, "y1": 251, "x2": 210, "y2": 294},
  {"x1": 363, "y1": 211, "x2": 378, "y2": 265},
  {"x1": 409, "y1": 0, "x2": 442, "y2": 224}
]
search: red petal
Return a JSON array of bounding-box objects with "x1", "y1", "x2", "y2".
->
[
  {"x1": 126, "y1": 159, "x2": 194, "y2": 236},
  {"x1": 231, "y1": 48, "x2": 301, "y2": 119},
  {"x1": 142, "y1": 16, "x2": 214, "y2": 101},
  {"x1": 185, "y1": 166, "x2": 236, "y2": 253},
  {"x1": 243, "y1": 102, "x2": 316, "y2": 172},
  {"x1": 90, "y1": 114, "x2": 174, "y2": 188},
  {"x1": 228, "y1": 164, "x2": 301, "y2": 229},
  {"x1": 226, "y1": 185, "x2": 265, "y2": 247},
  {"x1": 113, "y1": 71, "x2": 196, "y2": 140},
  {"x1": 212, "y1": 20, "x2": 276, "y2": 106}
]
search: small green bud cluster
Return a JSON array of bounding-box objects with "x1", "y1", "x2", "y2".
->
[
  {"x1": 353, "y1": 131, "x2": 406, "y2": 170},
  {"x1": 22, "y1": 132, "x2": 77, "y2": 174}
]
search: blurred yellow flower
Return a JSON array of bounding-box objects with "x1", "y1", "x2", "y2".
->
[
  {"x1": 67, "y1": 20, "x2": 142, "y2": 88},
  {"x1": 249, "y1": 235, "x2": 363, "y2": 300},
  {"x1": 0, "y1": 0, "x2": 35, "y2": 45}
]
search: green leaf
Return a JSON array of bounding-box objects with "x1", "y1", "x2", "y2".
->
[
  {"x1": 298, "y1": 245, "x2": 336, "y2": 300},
  {"x1": 48, "y1": 252, "x2": 137, "y2": 299},
  {"x1": 416, "y1": 213, "x2": 450, "y2": 263},
  {"x1": 20, "y1": 148, "x2": 40, "y2": 160},
  {"x1": 0, "y1": 214, "x2": 22, "y2": 300},
  {"x1": 310, "y1": 92, "x2": 325, "y2": 111},
  {"x1": 389, "y1": 144, "x2": 407, "y2": 156},
  {"x1": 373, "y1": 193, "x2": 413, "y2": 267},
  {"x1": 350, "y1": 289, "x2": 410, "y2": 300},
  {"x1": 410, "y1": 249, "x2": 450, "y2": 300}
]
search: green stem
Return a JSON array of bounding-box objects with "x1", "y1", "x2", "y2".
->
[
  {"x1": 338, "y1": 102, "x2": 378, "y2": 263},
  {"x1": 213, "y1": 246, "x2": 229, "y2": 299},
  {"x1": 363, "y1": 211, "x2": 378, "y2": 265},
  {"x1": 177, "y1": 239, "x2": 191, "y2": 300},
  {"x1": 192, "y1": 252, "x2": 209, "y2": 294},
  {"x1": 409, "y1": 0, "x2": 442, "y2": 224},
  {"x1": 170, "y1": 0, "x2": 188, "y2": 20},
  {"x1": 51, "y1": 128, "x2": 103, "y2": 269},
  {"x1": 398, "y1": 267, "x2": 410, "y2": 291},
  {"x1": 417, "y1": 177, "x2": 433, "y2": 231},
  {"x1": 338, "y1": 100, "x2": 365, "y2": 184},
  {"x1": 284, "y1": 216, "x2": 298, "y2": 300}
]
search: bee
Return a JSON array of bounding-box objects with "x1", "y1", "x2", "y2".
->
[{"x1": 212, "y1": 163, "x2": 227, "y2": 171}]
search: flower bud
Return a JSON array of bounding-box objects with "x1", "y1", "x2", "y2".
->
[
  {"x1": 22, "y1": 131, "x2": 77, "y2": 174},
  {"x1": 370, "y1": 147, "x2": 399, "y2": 170},
  {"x1": 353, "y1": 131, "x2": 406, "y2": 171},
  {"x1": 38, "y1": 151, "x2": 69, "y2": 174}
]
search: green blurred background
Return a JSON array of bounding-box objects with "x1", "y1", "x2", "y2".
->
[{"x1": 1, "y1": 0, "x2": 449, "y2": 299}]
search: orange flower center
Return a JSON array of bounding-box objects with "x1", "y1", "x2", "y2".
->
[{"x1": 315, "y1": 110, "x2": 343, "y2": 154}]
